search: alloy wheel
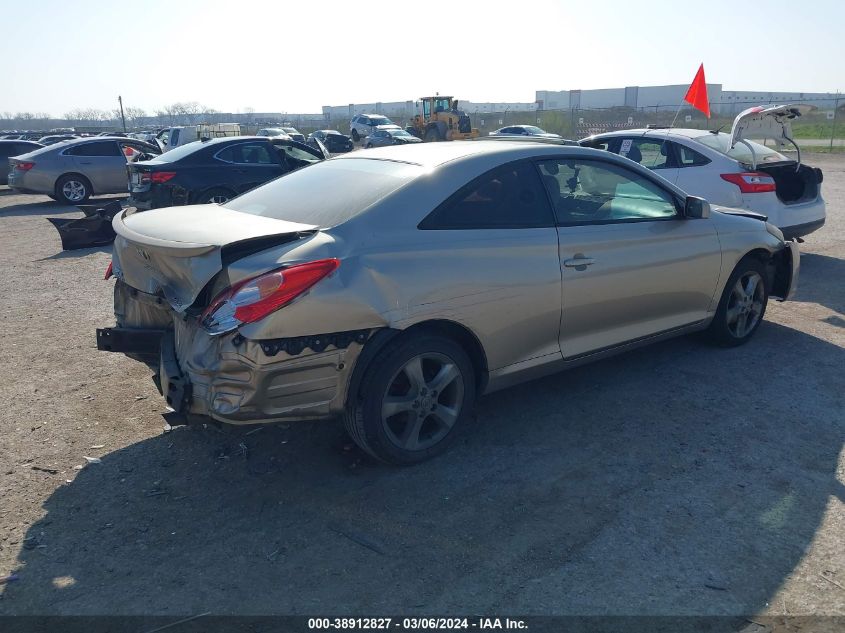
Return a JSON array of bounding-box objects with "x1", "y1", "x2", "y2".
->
[
  {"x1": 381, "y1": 352, "x2": 464, "y2": 451},
  {"x1": 62, "y1": 180, "x2": 87, "y2": 202},
  {"x1": 726, "y1": 271, "x2": 765, "y2": 338}
]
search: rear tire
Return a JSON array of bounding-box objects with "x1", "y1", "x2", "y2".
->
[
  {"x1": 706, "y1": 257, "x2": 769, "y2": 346},
  {"x1": 365, "y1": 143, "x2": 373, "y2": 149},
  {"x1": 55, "y1": 174, "x2": 91, "y2": 205},
  {"x1": 196, "y1": 188, "x2": 234, "y2": 205},
  {"x1": 343, "y1": 333, "x2": 476, "y2": 465}
]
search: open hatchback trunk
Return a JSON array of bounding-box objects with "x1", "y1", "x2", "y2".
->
[{"x1": 729, "y1": 104, "x2": 823, "y2": 205}]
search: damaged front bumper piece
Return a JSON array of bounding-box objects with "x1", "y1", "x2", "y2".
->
[{"x1": 48, "y1": 200, "x2": 123, "y2": 251}]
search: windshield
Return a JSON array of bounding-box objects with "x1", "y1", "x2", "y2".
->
[
  {"x1": 523, "y1": 126, "x2": 545, "y2": 134},
  {"x1": 389, "y1": 129, "x2": 413, "y2": 137},
  {"x1": 282, "y1": 128, "x2": 298, "y2": 134},
  {"x1": 695, "y1": 132, "x2": 789, "y2": 166},
  {"x1": 224, "y1": 158, "x2": 423, "y2": 228}
]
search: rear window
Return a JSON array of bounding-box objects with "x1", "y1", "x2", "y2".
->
[
  {"x1": 223, "y1": 158, "x2": 423, "y2": 227},
  {"x1": 695, "y1": 132, "x2": 789, "y2": 166},
  {"x1": 150, "y1": 141, "x2": 204, "y2": 163}
]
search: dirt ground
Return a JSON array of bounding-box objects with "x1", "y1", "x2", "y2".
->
[{"x1": 0, "y1": 155, "x2": 843, "y2": 618}]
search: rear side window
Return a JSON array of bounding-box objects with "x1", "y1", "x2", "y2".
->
[
  {"x1": 420, "y1": 161, "x2": 555, "y2": 230},
  {"x1": 224, "y1": 158, "x2": 423, "y2": 228},
  {"x1": 676, "y1": 144, "x2": 711, "y2": 167},
  {"x1": 215, "y1": 143, "x2": 276, "y2": 165},
  {"x1": 695, "y1": 132, "x2": 788, "y2": 166},
  {"x1": 64, "y1": 141, "x2": 121, "y2": 157}
]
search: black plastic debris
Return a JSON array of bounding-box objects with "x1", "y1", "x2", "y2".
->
[{"x1": 47, "y1": 200, "x2": 124, "y2": 250}]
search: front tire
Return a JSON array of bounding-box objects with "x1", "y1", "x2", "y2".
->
[
  {"x1": 351, "y1": 129, "x2": 360, "y2": 142},
  {"x1": 344, "y1": 334, "x2": 476, "y2": 465},
  {"x1": 425, "y1": 127, "x2": 441, "y2": 142},
  {"x1": 707, "y1": 257, "x2": 769, "y2": 346},
  {"x1": 55, "y1": 174, "x2": 91, "y2": 205},
  {"x1": 365, "y1": 143, "x2": 373, "y2": 149}
]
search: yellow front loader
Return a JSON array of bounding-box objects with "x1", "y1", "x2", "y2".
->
[{"x1": 407, "y1": 96, "x2": 479, "y2": 141}]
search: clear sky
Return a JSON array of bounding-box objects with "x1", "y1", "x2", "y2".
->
[{"x1": 3, "y1": 0, "x2": 843, "y2": 116}]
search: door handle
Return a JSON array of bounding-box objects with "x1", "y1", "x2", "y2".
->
[{"x1": 563, "y1": 256, "x2": 595, "y2": 268}]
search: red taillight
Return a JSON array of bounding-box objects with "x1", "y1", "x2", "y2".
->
[
  {"x1": 150, "y1": 171, "x2": 176, "y2": 184},
  {"x1": 720, "y1": 172, "x2": 776, "y2": 193},
  {"x1": 201, "y1": 259, "x2": 340, "y2": 335},
  {"x1": 15, "y1": 162, "x2": 35, "y2": 171},
  {"x1": 104, "y1": 262, "x2": 113, "y2": 280}
]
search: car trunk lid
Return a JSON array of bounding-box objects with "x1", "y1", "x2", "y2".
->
[
  {"x1": 112, "y1": 205, "x2": 318, "y2": 312},
  {"x1": 729, "y1": 104, "x2": 813, "y2": 168}
]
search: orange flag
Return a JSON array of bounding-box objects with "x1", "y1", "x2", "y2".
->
[{"x1": 684, "y1": 64, "x2": 711, "y2": 118}]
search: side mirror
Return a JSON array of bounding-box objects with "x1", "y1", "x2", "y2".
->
[{"x1": 684, "y1": 195, "x2": 710, "y2": 219}]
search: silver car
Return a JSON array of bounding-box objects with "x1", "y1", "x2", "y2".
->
[
  {"x1": 489, "y1": 125, "x2": 563, "y2": 139},
  {"x1": 97, "y1": 142, "x2": 798, "y2": 464},
  {"x1": 364, "y1": 126, "x2": 422, "y2": 148},
  {"x1": 8, "y1": 137, "x2": 161, "y2": 204}
]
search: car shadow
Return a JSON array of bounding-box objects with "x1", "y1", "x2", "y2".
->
[
  {"x1": 795, "y1": 253, "x2": 845, "y2": 315},
  {"x1": 2, "y1": 322, "x2": 843, "y2": 616},
  {"x1": 0, "y1": 196, "x2": 126, "y2": 218},
  {"x1": 35, "y1": 245, "x2": 112, "y2": 261}
]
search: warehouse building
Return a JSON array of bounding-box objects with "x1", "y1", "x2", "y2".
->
[{"x1": 535, "y1": 85, "x2": 841, "y2": 114}]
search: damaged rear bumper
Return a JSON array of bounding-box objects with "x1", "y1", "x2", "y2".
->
[{"x1": 98, "y1": 286, "x2": 369, "y2": 425}]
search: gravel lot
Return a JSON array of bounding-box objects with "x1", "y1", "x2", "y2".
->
[{"x1": 0, "y1": 154, "x2": 843, "y2": 618}]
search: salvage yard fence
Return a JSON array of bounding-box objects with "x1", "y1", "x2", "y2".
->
[{"x1": 3, "y1": 97, "x2": 842, "y2": 149}]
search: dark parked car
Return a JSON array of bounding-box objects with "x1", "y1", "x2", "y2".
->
[
  {"x1": 127, "y1": 136, "x2": 327, "y2": 209},
  {"x1": 307, "y1": 130, "x2": 353, "y2": 153},
  {"x1": 1, "y1": 140, "x2": 44, "y2": 185},
  {"x1": 364, "y1": 126, "x2": 422, "y2": 148}
]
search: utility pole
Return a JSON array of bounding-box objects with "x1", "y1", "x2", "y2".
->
[
  {"x1": 118, "y1": 95, "x2": 127, "y2": 132},
  {"x1": 831, "y1": 92, "x2": 840, "y2": 152}
]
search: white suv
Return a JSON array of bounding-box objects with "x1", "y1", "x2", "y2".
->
[{"x1": 350, "y1": 114, "x2": 395, "y2": 142}]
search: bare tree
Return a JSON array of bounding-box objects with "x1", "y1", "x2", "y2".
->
[
  {"x1": 125, "y1": 106, "x2": 147, "y2": 126},
  {"x1": 34, "y1": 112, "x2": 51, "y2": 120},
  {"x1": 0, "y1": 111, "x2": 13, "y2": 121},
  {"x1": 16, "y1": 112, "x2": 35, "y2": 121}
]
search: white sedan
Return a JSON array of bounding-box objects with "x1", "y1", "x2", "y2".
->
[{"x1": 580, "y1": 105, "x2": 825, "y2": 239}]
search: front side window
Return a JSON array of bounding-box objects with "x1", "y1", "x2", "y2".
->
[
  {"x1": 420, "y1": 161, "x2": 554, "y2": 230},
  {"x1": 65, "y1": 141, "x2": 121, "y2": 157},
  {"x1": 537, "y1": 159, "x2": 678, "y2": 225},
  {"x1": 617, "y1": 138, "x2": 677, "y2": 169}
]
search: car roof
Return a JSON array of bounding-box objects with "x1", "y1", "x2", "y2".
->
[
  {"x1": 334, "y1": 139, "x2": 601, "y2": 168},
  {"x1": 588, "y1": 127, "x2": 714, "y2": 140}
]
